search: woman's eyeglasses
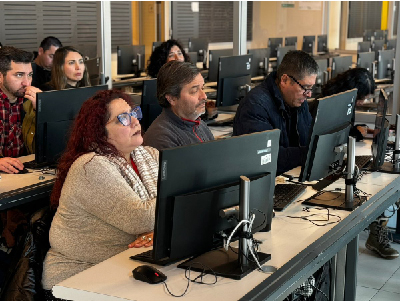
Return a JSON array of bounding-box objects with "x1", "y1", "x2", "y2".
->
[{"x1": 117, "y1": 107, "x2": 143, "y2": 126}]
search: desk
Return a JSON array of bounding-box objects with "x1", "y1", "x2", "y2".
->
[
  {"x1": 0, "y1": 155, "x2": 56, "y2": 210},
  {"x1": 52, "y1": 142, "x2": 400, "y2": 301}
]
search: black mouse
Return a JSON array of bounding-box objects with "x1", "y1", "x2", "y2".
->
[
  {"x1": 17, "y1": 167, "x2": 30, "y2": 174},
  {"x1": 132, "y1": 265, "x2": 167, "y2": 284}
]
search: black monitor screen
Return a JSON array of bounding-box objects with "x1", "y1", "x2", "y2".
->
[
  {"x1": 302, "y1": 35, "x2": 315, "y2": 54},
  {"x1": 72, "y1": 44, "x2": 97, "y2": 60},
  {"x1": 299, "y1": 89, "x2": 357, "y2": 182},
  {"x1": 277, "y1": 46, "x2": 296, "y2": 67},
  {"x1": 372, "y1": 89, "x2": 389, "y2": 169},
  {"x1": 35, "y1": 85, "x2": 108, "y2": 165},
  {"x1": 386, "y1": 38, "x2": 397, "y2": 51},
  {"x1": 140, "y1": 79, "x2": 162, "y2": 132},
  {"x1": 248, "y1": 48, "x2": 270, "y2": 77},
  {"x1": 363, "y1": 29, "x2": 374, "y2": 42},
  {"x1": 150, "y1": 129, "x2": 280, "y2": 263},
  {"x1": 268, "y1": 37, "x2": 283, "y2": 58},
  {"x1": 216, "y1": 54, "x2": 252, "y2": 108},
  {"x1": 152, "y1": 41, "x2": 162, "y2": 52},
  {"x1": 285, "y1": 36, "x2": 297, "y2": 47},
  {"x1": 315, "y1": 58, "x2": 328, "y2": 86},
  {"x1": 357, "y1": 52, "x2": 375, "y2": 73},
  {"x1": 331, "y1": 56, "x2": 352, "y2": 78},
  {"x1": 377, "y1": 49, "x2": 395, "y2": 79},
  {"x1": 208, "y1": 49, "x2": 233, "y2": 82},
  {"x1": 374, "y1": 30, "x2": 385, "y2": 41},
  {"x1": 117, "y1": 45, "x2": 145, "y2": 76},
  {"x1": 317, "y1": 34, "x2": 328, "y2": 53}
]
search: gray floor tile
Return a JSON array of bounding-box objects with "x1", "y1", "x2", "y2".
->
[
  {"x1": 370, "y1": 290, "x2": 400, "y2": 301},
  {"x1": 381, "y1": 267, "x2": 400, "y2": 294},
  {"x1": 355, "y1": 286, "x2": 378, "y2": 301}
]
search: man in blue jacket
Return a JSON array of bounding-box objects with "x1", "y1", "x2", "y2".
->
[{"x1": 233, "y1": 50, "x2": 318, "y2": 174}]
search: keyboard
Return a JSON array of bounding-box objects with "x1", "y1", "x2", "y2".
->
[
  {"x1": 130, "y1": 250, "x2": 172, "y2": 266},
  {"x1": 273, "y1": 183, "x2": 307, "y2": 211},
  {"x1": 23, "y1": 160, "x2": 52, "y2": 170}
]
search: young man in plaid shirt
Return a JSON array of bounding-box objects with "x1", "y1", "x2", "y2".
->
[{"x1": 0, "y1": 46, "x2": 34, "y2": 173}]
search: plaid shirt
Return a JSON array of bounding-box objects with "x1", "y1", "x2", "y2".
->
[{"x1": 0, "y1": 88, "x2": 24, "y2": 157}]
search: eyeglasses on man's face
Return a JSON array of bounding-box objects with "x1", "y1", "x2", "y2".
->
[
  {"x1": 117, "y1": 107, "x2": 143, "y2": 126},
  {"x1": 287, "y1": 75, "x2": 313, "y2": 96}
]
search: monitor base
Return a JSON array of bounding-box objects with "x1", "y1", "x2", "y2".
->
[
  {"x1": 303, "y1": 191, "x2": 367, "y2": 211},
  {"x1": 178, "y1": 247, "x2": 270, "y2": 280},
  {"x1": 378, "y1": 162, "x2": 400, "y2": 174}
]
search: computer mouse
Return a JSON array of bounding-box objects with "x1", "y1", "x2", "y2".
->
[
  {"x1": 17, "y1": 167, "x2": 30, "y2": 174},
  {"x1": 132, "y1": 265, "x2": 167, "y2": 284}
]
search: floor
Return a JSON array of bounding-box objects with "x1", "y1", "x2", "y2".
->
[{"x1": 356, "y1": 229, "x2": 400, "y2": 301}]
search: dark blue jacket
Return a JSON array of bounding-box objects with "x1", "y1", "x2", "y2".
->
[{"x1": 233, "y1": 72, "x2": 312, "y2": 174}]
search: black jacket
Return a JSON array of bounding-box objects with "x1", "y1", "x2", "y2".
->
[{"x1": 233, "y1": 72, "x2": 312, "y2": 174}]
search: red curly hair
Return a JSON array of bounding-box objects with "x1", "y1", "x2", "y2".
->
[{"x1": 50, "y1": 89, "x2": 135, "y2": 209}]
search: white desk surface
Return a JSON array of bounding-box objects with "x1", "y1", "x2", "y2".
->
[
  {"x1": 53, "y1": 141, "x2": 398, "y2": 301},
  {"x1": 0, "y1": 154, "x2": 56, "y2": 194}
]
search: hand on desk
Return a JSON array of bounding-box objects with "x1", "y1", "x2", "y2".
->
[
  {"x1": 24, "y1": 86, "x2": 43, "y2": 110},
  {"x1": 0, "y1": 157, "x2": 24, "y2": 174},
  {"x1": 129, "y1": 232, "x2": 154, "y2": 248}
]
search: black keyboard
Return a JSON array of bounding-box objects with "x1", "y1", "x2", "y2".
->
[
  {"x1": 23, "y1": 160, "x2": 52, "y2": 170},
  {"x1": 130, "y1": 250, "x2": 172, "y2": 266},
  {"x1": 354, "y1": 155, "x2": 372, "y2": 170},
  {"x1": 273, "y1": 183, "x2": 307, "y2": 211}
]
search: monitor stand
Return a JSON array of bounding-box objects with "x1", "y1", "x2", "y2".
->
[
  {"x1": 379, "y1": 114, "x2": 400, "y2": 174},
  {"x1": 303, "y1": 136, "x2": 367, "y2": 211},
  {"x1": 177, "y1": 176, "x2": 271, "y2": 280}
]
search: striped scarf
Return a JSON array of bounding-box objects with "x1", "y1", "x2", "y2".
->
[{"x1": 104, "y1": 146, "x2": 158, "y2": 201}]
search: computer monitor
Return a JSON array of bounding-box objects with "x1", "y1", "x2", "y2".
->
[
  {"x1": 248, "y1": 48, "x2": 270, "y2": 77},
  {"x1": 357, "y1": 52, "x2": 375, "y2": 73},
  {"x1": 363, "y1": 29, "x2": 374, "y2": 42},
  {"x1": 371, "y1": 89, "x2": 389, "y2": 170},
  {"x1": 35, "y1": 85, "x2": 108, "y2": 166},
  {"x1": 300, "y1": 89, "x2": 362, "y2": 210},
  {"x1": 357, "y1": 41, "x2": 371, "y2": 53},
  {"x1": 377, "y1": 49, "x2": 395, "y2": 80},
  {"x1": 372, "y1": 39, "x2": 385, "y2": 60},
  {"x1": 386, "y1": 38, "x2": 397, "y2": 52},
  {"x1": 187, "y1": 52, "x2": 198, "y2": 64},
  {"x1": 277, "y1": 46, "x2": 296, "y2": 67},
  {"x1": 208, "y1": 49, "x2": 233, "y2": 82},
  {"x1": 85, "y1": 57, "x2": 101, "y2": 86},
  {"x1": 131, "y1": 129, "x2": 280, "y2": 279},
  {"x1": 152, "y1": 41, "x2": 162, "y2": 52},
  {"x1": 299, "y1": 89, "x2": 357, "y2": 182},
  {"x1": 268, "y1": 37, "x2": 283, "y2": 58},
  {"x1": 317, "y1": 34, "x2": 328, "y2": 53},
  {"x1": 140, "y1": 79, "x2": 162, "y2": 132},
  {"x1": 72, "y1": 44, "x2": 97, "y2": 60},
  {"x1": 117, "y1": 45, "x2": 145, "y2": 77},
  {"x1": 374, "y1": 29, "x2": 385, "y2": 41},
  {"x1": 331, "y1": 56, "x2": 352, "y2": 78},
  {"x1": 285, "y1": 36, "x2": 297, "y2": 47},
  {"x1": 216, "y1": 54, "x2": 252, "y2": 108},
  {"x1": 314, "y1": 58, "x2": 329, "y2": 86},
  {"x1": 188, "y1": 37, "x2": 208, "y2": 64},
  {"x1": 302, "y1": 35, "x2": 315, "y2": 55}
]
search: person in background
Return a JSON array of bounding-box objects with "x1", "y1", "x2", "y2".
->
[
  {"x1": 146, "y1": 39, "x2": 190, "y2": 78},
  {"x1": 143, "y1": 61, "x2": 214, "y2": 150},
  {"x1": 23, "y1": 46, "x2": 91, "y2": 154},
  {"x1": 0, "y1": 46, "x2": 33, "y2": 173},
  {"x1": 309, "y1": 67, "x2": 376, "y2": 141},
  {"x1": 31, "y1": 36, "x2": 62, "y2": 90},
  {"x1": 233, "y1": 50, "x2": 319, "y2": 174},
  {"x1": 42, "y1": 90, "x2": 158, "y2": 300},
  {"x1": 310, "y1": 68, "x2": 398, "y2": 259}
]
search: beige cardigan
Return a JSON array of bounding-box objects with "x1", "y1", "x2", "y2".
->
[{"x1": 42, "y1": 146, "x2": 158, "y2": 290}]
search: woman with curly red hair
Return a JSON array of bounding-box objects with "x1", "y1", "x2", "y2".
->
[{"x1": 42, "y1": 89, "x2": 158, "y2": 300}]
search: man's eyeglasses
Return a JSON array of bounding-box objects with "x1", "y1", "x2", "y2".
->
[
  {"x1": 287, "y1": 75, "x2": 313, "y2": 96},
  {"x1": 117, "y1": 107, "x2": 143, "y2": 126}
]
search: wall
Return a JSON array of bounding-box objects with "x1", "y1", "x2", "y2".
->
[{"x1": 250, "y1": 1, "x2": 324, "y2": 50}]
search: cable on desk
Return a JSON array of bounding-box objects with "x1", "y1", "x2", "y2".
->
[{"x1": 284, "y1": 207, "x2": 342, "y2": 227}]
